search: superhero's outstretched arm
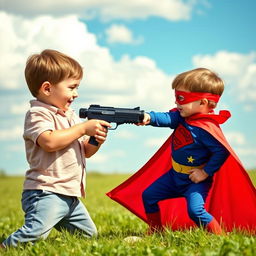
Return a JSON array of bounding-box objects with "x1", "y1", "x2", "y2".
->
[{"x1": 149, "y1": 111, "x2": 180, "y2": 129}]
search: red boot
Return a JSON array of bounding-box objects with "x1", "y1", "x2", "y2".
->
[
  {"x1": 206, "y1": 218, "x2": 223, "y2": 235},
  {"x1": 146, "y1": 212, "x2": 163, "y2": 234}
]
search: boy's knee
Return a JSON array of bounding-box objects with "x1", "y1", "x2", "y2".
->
[
  {"x1": 142, "y1": 187, "x2": 152, "y2": 203},
  {"x1": 142, "y1": 188, "x2": 160, "y2": 213}
]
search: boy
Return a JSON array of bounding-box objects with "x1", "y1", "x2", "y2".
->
[
  {"x1": 1, "y1": 49, "x2": 111, "y2": 248},
  {"x1": 107, "y1": 68, "x2": 256, "y2": 234},
  {"x1": 139, "y1": 68, "x2": 229, "y2": 234}
]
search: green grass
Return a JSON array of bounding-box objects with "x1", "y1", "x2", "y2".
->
[{"x1": 0, "y1": 172, "x2": 256, "y2": 256}]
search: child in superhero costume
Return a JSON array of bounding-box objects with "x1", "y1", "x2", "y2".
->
[{"x1": 107, "y1": 68, "x2": 256, "y2": 234}]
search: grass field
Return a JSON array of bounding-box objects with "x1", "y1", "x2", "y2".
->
[{"x1": 0, "y1": 172, "x2": 256, "y2": 256}]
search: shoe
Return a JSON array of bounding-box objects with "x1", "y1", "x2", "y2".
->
[
  {"x1": 146, "y1": 212, "x2": 164, "y2": 234},
  {"x1": 206, "y1": 218, "x2": 223, "y2": 235}
]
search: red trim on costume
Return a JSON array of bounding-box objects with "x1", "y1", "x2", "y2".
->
[{"x1": 106, "y1": 110, "x2": 256, "y2": 233}]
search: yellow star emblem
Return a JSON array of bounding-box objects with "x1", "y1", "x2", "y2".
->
[{"x1": 187, "y1": 156, "x2": 195, "y2": 163}]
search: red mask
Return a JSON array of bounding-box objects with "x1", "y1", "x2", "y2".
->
[{"x1": 175, "y1": 90, "x2": 220, "y2": 105}]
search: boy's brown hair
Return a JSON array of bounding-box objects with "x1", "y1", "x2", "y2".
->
[
  {"x1": 172, "y1": 68, "x2": 224, "y2": 96},
  {"x1": 25, "y1": 49, "x2": 83, "y2": 97}
]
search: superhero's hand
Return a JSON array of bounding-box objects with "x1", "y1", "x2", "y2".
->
[
  {"x1": 188, "y1": 169, "x2": 209, "y2": 183},
  {"x1": 136, "y1": 113, "x2": 151, "y2": 126}
]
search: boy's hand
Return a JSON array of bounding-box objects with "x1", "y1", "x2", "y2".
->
[
  {"x1": 85, "y1": 119, "x2": 111, "y2": 138},
  {"x1": 136, "y1": 113, "x2": 151, "y2": 126},
  {"x1": 83, "y1": 120, "x2": 111, "y2": 157},
  {"x1": 188, "y1": 169, "x2": 209, "y2": 183},
  {"x1": 94, "y1": 125, "x2": 109, "y2": 145}
]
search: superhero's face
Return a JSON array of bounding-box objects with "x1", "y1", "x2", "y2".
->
[
  {"x1": 175, "y1": 91, "x2": 195, "y2": 105},
  {"x1": 176, "y1": 99, "x2": 202, "y2": 118},
  {"x1": 175, "y1": 90, "x2": 220, "y2": 105},
  {"x1": 174, "y1": 89, "x2": 208, "y2": 118}
]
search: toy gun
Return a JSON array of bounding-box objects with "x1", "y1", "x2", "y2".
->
[{"x1": 79, "y1": 104, "x2": 145, "y2": 146}]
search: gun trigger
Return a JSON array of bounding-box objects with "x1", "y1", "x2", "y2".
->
[{"x1": 109, "y1": 123, "x2": 118, "y2": 130}]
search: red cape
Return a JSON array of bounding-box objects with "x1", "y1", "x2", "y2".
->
[{"x1": 107, "y1": 110, "x2": 256, "y2": 233}]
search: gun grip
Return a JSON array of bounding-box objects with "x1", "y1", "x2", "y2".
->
[{"x1": 88, "y1": 136, "x2": 99, "y2": 146}]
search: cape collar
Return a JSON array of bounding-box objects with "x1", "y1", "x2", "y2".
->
[
  {"x1": 186, "y1": 110, "x2": 231, "y2": 125},
  {"x1": 170, "y1": 108, "x2": 231, "y2": 125}
]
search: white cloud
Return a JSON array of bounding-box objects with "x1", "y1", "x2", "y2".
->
[
  {"x1": 238, "y1": 64, "x2": 256, "y2": 102},
  {"x1": 193, "y1": 51, "x2": 256, "y2": 107},
  {"x1": 87, "y1": 152, "x2": 109, "y2": 164},
  {"x1": 2, "y1": 0, "x2": 198, "y2": 21},
  {"x1": 0, "y1": 12, "x2": 173, "y2": 111},
  {"x1": 145, "y1": 136, "x2": 169, "y2": 147},
  {"x1": 224, "y1": 131, "x2": 256, "y2": 169},
  {"x1": 0, "y1": 12, "x2": 99, "y2": 89},
  {"x1": 7, "y1": 144, "x2": 25, "y2": 152},
  {"x1": 10, "y1": 102, "x2": 30, "y2": 115},
  {"x1": 225, "y1": 131, "x2": 246, "y2": 146},
  {"x1": 106, "y1": 24, "x2": 143, "y2": 44},
  {"x1": 115, "y1": 130, "x2": 136, "y2": 139},
  {"x1": 236, "y1": 147, "x2": 256, "y2": 156},
  {"x1": 0, "y1": 126, "x2": 23, "y2": 140},
  {"x1": 82, "y1": 53, "x2": 174, "y2": 109},
  {"x1": 193, "y1": 51, "x2": 256, "y2": 77},
  {"x1": 232, "y1": 146, "x2": 256, "y2": 170},
  {"x1": 87, "y1": 150, "x2": 125, "y2": 164}
]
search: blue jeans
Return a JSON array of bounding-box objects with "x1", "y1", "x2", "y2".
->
[{"x1": 2, "y1": 190, "x2": 97, "y2": 247}]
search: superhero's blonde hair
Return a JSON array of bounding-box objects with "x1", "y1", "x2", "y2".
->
[{"x1": 172, "y1": 68, "x2": 224, "y2": 108}]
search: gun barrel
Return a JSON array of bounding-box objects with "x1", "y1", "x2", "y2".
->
[
  {"x1": 79, "y1": 108, "x2": 88, "y2": 118},
  {"x1": 79, "y1": 105, "x2": 144, "y2": 124},
  {"x1": 79, "y1": 104, "x2": 144, "y2": 146}
]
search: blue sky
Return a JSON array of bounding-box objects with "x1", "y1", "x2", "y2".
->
[{"x1": 0, "y1": 0, "x2": 256, "y2": 175}]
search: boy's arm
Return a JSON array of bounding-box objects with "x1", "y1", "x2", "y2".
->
[
  {"x1": 37, "y1": 119, "x2": 110, "y2": 152},
  {"x1": 138, "y1": 111, "x2": 179, "y2": 128},
  {"x1": 189, "y1": 129, "x2": 230, "y2": 183},
  {"x1": 200, "y1": 130, "x2": 230, "y2": 177}
]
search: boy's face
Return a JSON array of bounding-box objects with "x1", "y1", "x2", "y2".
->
[
  {"x1": 175, "y1": 87, "x2": 208, "y2": 118},
  {"x1": 46, "y1": 78, "x2": 81, "y2": 111}
]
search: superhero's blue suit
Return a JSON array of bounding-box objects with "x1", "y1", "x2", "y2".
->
[{"x1": 142, "y1": 110, "x2": 229, "y2": 226}]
